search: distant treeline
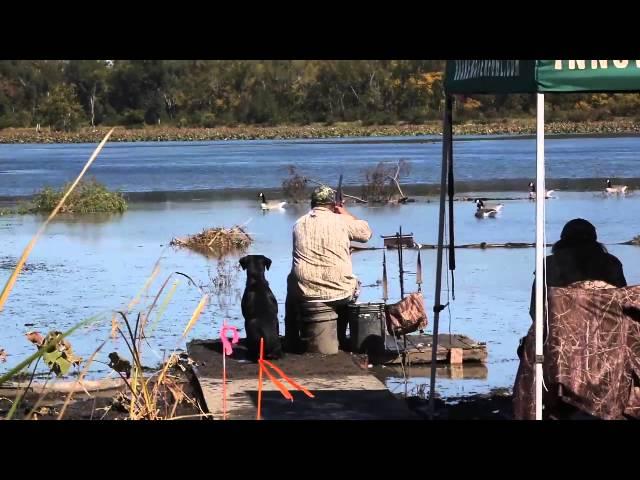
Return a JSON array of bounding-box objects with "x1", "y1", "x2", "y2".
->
[{"x1": 2, "y1": 60, "x2": 640, "y2": 131}]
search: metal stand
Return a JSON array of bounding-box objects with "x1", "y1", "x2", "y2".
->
[
  {"x1": 397, "y1": 227, "x2": 407, "y2": 357},
  {"x1": 428, "y1": 95, "x2": 452, "y2": 419},
  {"x1": 534, "y1": 93, "x2": 546, "y2": 421}
]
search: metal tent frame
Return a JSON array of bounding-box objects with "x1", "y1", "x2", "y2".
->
[{"x1": 428, "y1": 60, "x2": 640, "y2": 420}]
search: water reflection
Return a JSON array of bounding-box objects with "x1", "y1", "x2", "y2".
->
[{"x1": 0, "y1": 193, "x2": 638, "y2": 399}]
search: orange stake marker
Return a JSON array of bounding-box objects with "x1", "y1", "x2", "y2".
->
[
  {"x1": 257, "y1": 337, "x2": 265, "y2": 420},
  {"x1": 262, "y1": 359, "x2": 315, "y2": 398},
  {"x1": 256, "y1": 337, "x2": 316, "y2": 420},
  {"x1": 261, "y1": 366, "x2": 294, "y2": 401}
]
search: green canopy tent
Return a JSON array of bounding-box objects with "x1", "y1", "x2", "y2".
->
[{"x1": 429, "y1": 60, "x2": 640, "y2": 420}]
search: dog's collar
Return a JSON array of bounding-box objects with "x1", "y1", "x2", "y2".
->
[{"x1": 246, "y1": 276, "x2": 269, "y2": 287}]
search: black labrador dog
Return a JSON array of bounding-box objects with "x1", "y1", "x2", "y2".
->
[{"x1": 239, "y1": 255, "x2": 283, "y2": 361}]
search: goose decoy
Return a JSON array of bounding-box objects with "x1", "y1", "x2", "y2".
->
[
  {"x1": 259, "y1": 192, "x2": 287, "y2": 210},
  {"x1": 475, "y1": 201, "x2": 499, "y2": 218},
  {"x1": 605, "y1": 179, "x2": 627, "y2": 194},
  {"x1": 528, "y1": 181, "x2": 555, "y2": 199},
  {"x1": 475, "y1": 199, "x2": 503, "y2": 212}
]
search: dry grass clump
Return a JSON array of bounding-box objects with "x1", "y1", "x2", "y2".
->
[{"x1": 170, "y1": 225, "x2": 252, "y2": 257}]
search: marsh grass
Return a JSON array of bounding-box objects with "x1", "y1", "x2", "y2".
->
[
  {"x1": 2, "y1": 120, "x2": 640, "y2": 144},
  {"x1": 0, "y1": 129, "x2": 209, "y2": 420},
  {"x1": 28, "y1": 178, "x2": 127, "y2": 214}
]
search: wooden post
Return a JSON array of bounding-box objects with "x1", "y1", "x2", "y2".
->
[{"x1": 449, "y1": 347, "x2": 463, "y2": 365}]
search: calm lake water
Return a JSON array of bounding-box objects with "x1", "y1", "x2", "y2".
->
[
  {"x1": 1, "y1": 135, "x2": 639, "y2": 400},
  {"x1": 2, "y1": 135, "x2": 640, "y2": 197}
]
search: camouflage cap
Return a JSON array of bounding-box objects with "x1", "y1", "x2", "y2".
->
[{"x1": 311, "y1": 185, "x2": 335, "y2": 205}]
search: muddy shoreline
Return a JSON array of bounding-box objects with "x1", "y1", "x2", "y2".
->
[
  {"x1": 404, "y1": 389, "x2": 514, "y2": 420},
  {"x1": 0, "y1": 383, "x2": 516, "y2": 420}
]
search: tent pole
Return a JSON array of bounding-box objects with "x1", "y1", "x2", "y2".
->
[
  {"x1": 535, "y1": 93, "x2": 545, "y2": 421},
  {"x1": 428, "y1": 94, "x2": 452, "y2": 419}
]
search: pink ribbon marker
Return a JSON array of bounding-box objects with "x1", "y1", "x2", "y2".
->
[
  {"x1": 220, "y1": 322, "x2": 239, "y2": 356},
  {"x1": 220, "y1": 321, "x2": 239, "y2": 420}
]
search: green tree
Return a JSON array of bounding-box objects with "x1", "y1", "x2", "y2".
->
[
  {"x1": 39, "y1": 84, "x2": 85, "y2": 131},
  {"x1": 64, "y1": 60, "x2": 110, "y2": 127},
  {"x1": 1, "y1": 60, "x2": 639, "y2": 128}
]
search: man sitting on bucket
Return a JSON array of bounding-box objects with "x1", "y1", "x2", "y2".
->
[{"x1": 284, "y1": 185, "x2": 372, "y2": 354}]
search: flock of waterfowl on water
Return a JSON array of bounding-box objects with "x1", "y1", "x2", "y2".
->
[
  {"x1": 474, "y1": 179, "x2": 630, "y2": 219},
  {"x1": 257, "y1": 179, "x2": 631, "y2": 217}
]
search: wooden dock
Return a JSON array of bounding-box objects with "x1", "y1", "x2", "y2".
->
[
  {"x1": 187, "y1": 339, "x2": 418, "y2": 420},
  {"x1": 371, "y1": 334, "x2": 487, "y2": 366},
  {"x1": 379, "y1": 363, "x2": 488, "y2": 381}
]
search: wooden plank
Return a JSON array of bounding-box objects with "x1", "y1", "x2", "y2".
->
[
  {"x1": 382, "y1": 235, "x2": 416, "y2": 249},
  {"x1": 187, "y1": 338, "x2": 418, "y2": 420},
  {"x1": 379, "y1": 347, "x2": 487, "y2": 365},
  {"x1": 0, "y1": 378, "x2": 125, "y2": 394},
  {"x1": 379, "y1": 363, "x2": 488, "y2": 380},
  {"x1": 375, "y1": 333, "x2": 488, "y2": 365}
]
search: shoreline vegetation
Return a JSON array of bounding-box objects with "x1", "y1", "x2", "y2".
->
[
  {"x1": 2, "y1": 119, "x2": 640, "y2": 144},
  {"x1": 0, "y1": 179, "x2": 127, "y2": 215}
]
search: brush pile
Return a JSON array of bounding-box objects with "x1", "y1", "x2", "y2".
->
[{"x1": 170, "y1": 225, "x2": 253, "y2": 257}]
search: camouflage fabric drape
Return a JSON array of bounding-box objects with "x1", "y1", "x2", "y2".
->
[
  {"x1": 513, "y1": 281, "x2": 640, "y2": 420},
  {"x1": 385, "y1": 292, "x2": 428, "y2": 336}
]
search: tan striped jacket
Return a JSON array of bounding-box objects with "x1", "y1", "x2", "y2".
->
[{"x1": 292, "y1": 206, "x2": 372, "y2": 301}]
